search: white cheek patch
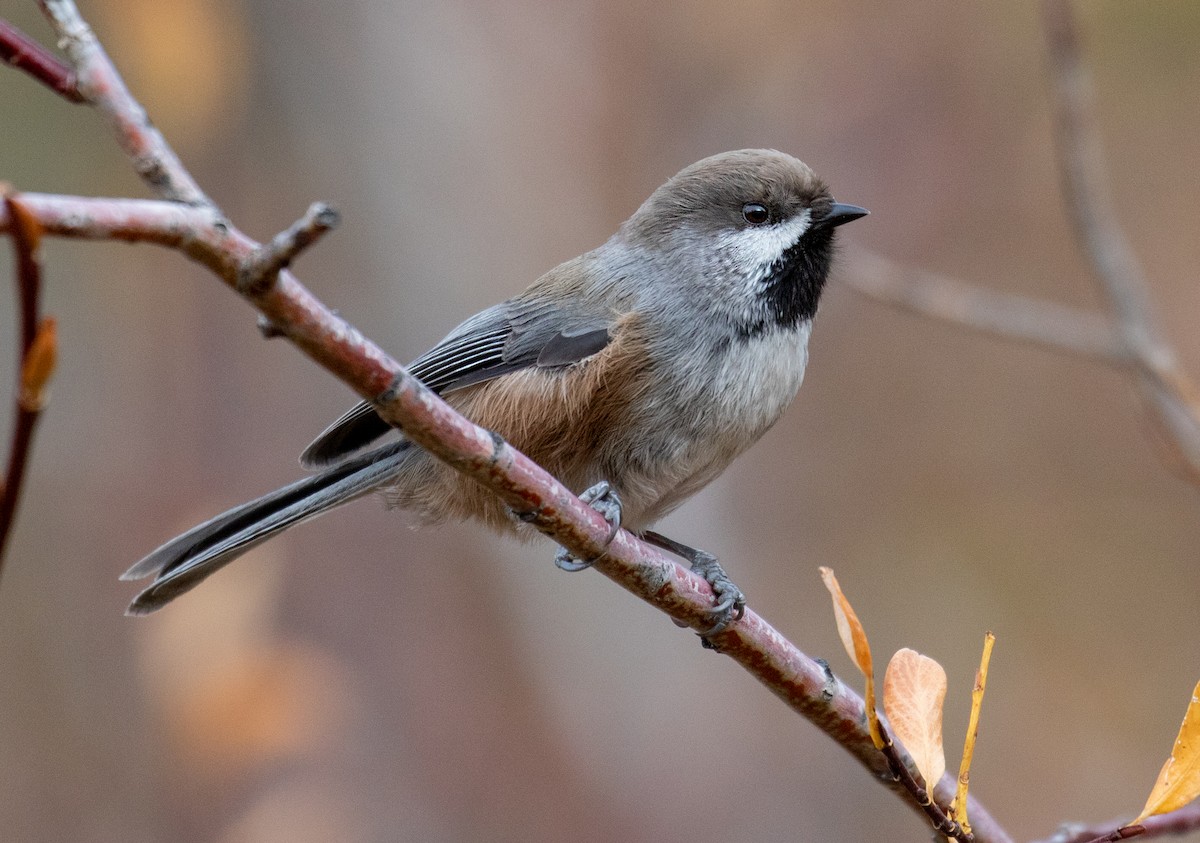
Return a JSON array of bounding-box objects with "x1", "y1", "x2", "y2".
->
[{"x1": 716, "y1": 209, "x2": 813, "y2": 283}]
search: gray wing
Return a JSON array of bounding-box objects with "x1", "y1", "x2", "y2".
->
[{"x1": 300, "y1": 299, "x2": 614, "y2": 468}]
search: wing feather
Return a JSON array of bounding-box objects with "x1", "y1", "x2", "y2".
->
[{"x1": 301, "y1": 297, "x2": 616, "y2": 467}]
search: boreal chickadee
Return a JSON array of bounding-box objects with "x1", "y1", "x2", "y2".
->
[{"x1": 124, "y1": 149, "x2": 867, "y2": 627}]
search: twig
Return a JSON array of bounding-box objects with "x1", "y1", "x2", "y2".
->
[
  {"x1": 1032, "y1": 803, "x2": 1200, "y2": 843},
  {"x1": 0, "y1": 18, "x2": 82, "y2": 102},
  {"x1": 1079, "y1": 827, "x2": 1146, "y2": 843},
  {"x1": 0, "y1": 193, "x2": 57, "y2": 576},
  {"x1": 879, "y1": 736, "x2": 972, "y2": 841},
  {"x1": 238, "y1": 202, "x2": 340, "y2": 295}
]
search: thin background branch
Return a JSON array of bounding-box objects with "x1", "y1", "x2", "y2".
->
[
  {"x1": 844, "y1": 251, "x2": 1130, "y2": 365},
  {"x1": 843, "y1": 0, "x2": 1200, "y2": 490},
  {"x1": 1041, "y1": 0, "x2": 1200, "y2": 483},
  {"x1": 842, "y1": 1, "x2": 1200, "y2": 838},
  {"x1": 0, "y1": 16, "x2": 81, "y2": 101}
]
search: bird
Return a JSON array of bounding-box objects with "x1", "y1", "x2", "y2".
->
[{"x1": 123, "y1": 149, "x2": 867, "y2": 629}]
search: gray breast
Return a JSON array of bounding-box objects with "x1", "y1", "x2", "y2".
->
[{"x1": 602, "y1": 320, "x2": 812, "y2": 527}]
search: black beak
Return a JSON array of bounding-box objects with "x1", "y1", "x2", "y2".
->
[{"x1": 819, "y1": 202, "x2": 869, "y2": 228}]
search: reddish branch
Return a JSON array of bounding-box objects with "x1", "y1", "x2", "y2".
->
[
  {"x1": 1031, "y1": 805, "x2": 1200, "y2": 843},
  {"x1": 878, "y1": 737, "x2": 971, "y2": 841},
  {"x1": 33, "y1": 0, "x2": 211, "y2": 205},
  {"x1": 0, "y1": 18, "x2": 81, "y2": 102},
  {"x1": 0, "y1": 194, "x2": 56, "y2": 576}
]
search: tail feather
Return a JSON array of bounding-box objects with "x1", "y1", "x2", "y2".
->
[{"x1": 125, "y1": 441, "x2": 411, "y2": 615}]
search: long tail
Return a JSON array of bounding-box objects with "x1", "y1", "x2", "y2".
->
[{"x1": 123, "y1": 441, "x2": 412, "y2": 615}]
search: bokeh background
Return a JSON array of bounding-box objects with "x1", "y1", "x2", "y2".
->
[{"x1": 2, "y1": 1, "x2": 1199, "y2": 841}]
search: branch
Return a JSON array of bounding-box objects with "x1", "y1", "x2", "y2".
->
[
  {"x1": 842, "y1": 2, "x2": 1200, "y2": 488},
  {"x1": 239, "y1": 202, "x2": 341, "y2": 295},
  {"x1": 1, "y1": 2, "x2": 1028, "y2": 838},
  {"x1": 879, "y1": 736, "x2": 971, "y2": 841},
  {"x1": 1040, "y1": 0, "x2": 1200, "y2": 482},
  {"x1": 0, "y1": 18, "x2": 82, "y2": 102},
  {"x1": 32, "y1": 0, "x2": 211, "y2": 205},
  {"x1": 1040, "y1": 0, "x2": 1159, "y2": 346},
  {"x1": 0, "y1": 193, "x2": 57, "y2": 577},
  {"x1": 842, "y1": 251, "x2": 1130, "y2": 365},
  {"x1": 1032, "y1": 804, "x2": 1200, "y2": 843}
]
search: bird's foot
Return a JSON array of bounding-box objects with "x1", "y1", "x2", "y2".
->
[
  {"x1": 640, "y1": 530, "x2": 746, "y2": 637},
  {"x1": 554, "y1": 481, "x2": 622, "y2": 572}
]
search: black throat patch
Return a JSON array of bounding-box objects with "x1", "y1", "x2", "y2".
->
[{"x1": 739, "y1": 228, "x2": 836, "y2": 339}]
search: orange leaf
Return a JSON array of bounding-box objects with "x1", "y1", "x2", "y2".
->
[
  {"x1": 1134, "y1": 680, "x2": 1200, "y2": 824},
  {"x1": 819, "y1": 566, "x2": 883, "y2": 748},
  {"x1": 819, "y1": 567, "x2": 871, "y2": 676},
  {"x1": 884, "y1": 648, "x2": 947, "y2": 791}
]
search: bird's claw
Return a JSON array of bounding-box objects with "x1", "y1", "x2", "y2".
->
[
  {"x1": 554, "y1": 481, "x2": 622, "y2": 572},
  {"x1": 689, "y1": 551, "x2": 746, "y2": 636},
  {"x1": 639, "y1": 530, "x2": 746, "y2": 639}
]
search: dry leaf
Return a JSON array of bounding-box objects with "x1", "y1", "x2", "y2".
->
[
  {"x1": 884, "y1": 648, "x2": 947, "y2": 791},
  {"x1": 819, "y1": 567, "x2": 883, "y2": 748},
  {"x1": 819, "y1": 567, "x2": 871, "y2": 677},
  {"x1": 1134, "y1": 680, "x2": 1200, "y2": 824}
]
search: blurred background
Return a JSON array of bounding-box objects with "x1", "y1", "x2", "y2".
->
[{"x1": 2, "y1": 1, "x2": 1199, "y2": 840}]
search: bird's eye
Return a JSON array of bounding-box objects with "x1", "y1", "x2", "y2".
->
[{"x1": 741, "y1": 203, "x2": 770, "y2": 225}]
